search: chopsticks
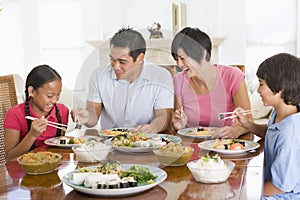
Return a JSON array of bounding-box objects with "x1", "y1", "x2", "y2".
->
[
  {"x1": 217, "y1": 110, "x2": 253, "y2": 120},
  {"x1": 25, "y1": 116, "x2": 67, "y2": 131}
]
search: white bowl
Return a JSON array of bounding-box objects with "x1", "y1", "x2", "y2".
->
[
  {"x1": 187, "y1": 160, "x2": 235, "y2": 183},
  {"x1": 72, "y1": 140, "x2": 111, "y2": 163}
]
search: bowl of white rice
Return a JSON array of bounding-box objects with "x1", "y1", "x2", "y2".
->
[
  {"x1": 187, "y1": 154, "x2": 235, "y2": 183},
  {"x1": 72, "y1": 139, "x2": 111, "y2": 163}
]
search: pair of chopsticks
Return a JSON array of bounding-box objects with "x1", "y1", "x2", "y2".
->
[
  {"x1": 217, "y1": 110, "x2": 253, "y2": 120},
  {"x1": 25, "y1": 116, "x2": 67, "y2": 131}
]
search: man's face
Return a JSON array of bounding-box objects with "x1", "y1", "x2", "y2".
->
[{"x1": 109, "y1": 46, "x2": 142, "y2": 80}]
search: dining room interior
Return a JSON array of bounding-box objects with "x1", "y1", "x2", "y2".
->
[
  {"x1": 0, "y1": 0, "x2": 300, "y2": 199},
  {"x1": 0, "y1": 0, "x2": 299, "y2": 130}
]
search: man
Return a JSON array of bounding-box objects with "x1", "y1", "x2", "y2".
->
[{"x1": 73, "y1": 28, "x2": 174, "y2": 133}]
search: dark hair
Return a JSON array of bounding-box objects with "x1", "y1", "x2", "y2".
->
[
  {"x1": 256, "y1": 53, "x2": 300, "y2": 105},
  {"x1": 110, "y1": 27, "x2": 146, "y2": 61},
  {"x1": 25, "y1": 65, "x2": 64, "y2": 137},
  {"x1": 171, "y1": 27, "x2": 212, "y2": 63}
]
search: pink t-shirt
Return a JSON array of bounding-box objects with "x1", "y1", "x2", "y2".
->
[
  {"x1": 174, "y1": 65, "x2": 244, "y2": 127},
  {"x1": 4, "y1": 102, "x2": 69, "y2": 147}
]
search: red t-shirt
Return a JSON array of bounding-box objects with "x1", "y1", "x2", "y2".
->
[{"x1": 4, "y1": 102, "x2": 69, "y2": 147}]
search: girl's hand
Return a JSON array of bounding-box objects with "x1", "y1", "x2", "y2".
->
[
  {"x1": 172, "y1": 109, "x2": 187, "y2": 130},
  {"x1": 29, "y1": 116, "x2": 47, "y2": 138}
]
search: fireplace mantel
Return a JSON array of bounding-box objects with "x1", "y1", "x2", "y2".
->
[{"x1": 87, "y1": 37, "x2": 225, "y2": 67}]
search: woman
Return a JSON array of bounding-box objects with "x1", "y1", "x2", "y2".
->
[{"x1": 171, "y1": 27, "x2": 252, "y2": 138}]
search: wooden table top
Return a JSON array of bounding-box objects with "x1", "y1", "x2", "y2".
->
[{"x1": 0, "y1": 130, "x2": 264, "y2": 200}]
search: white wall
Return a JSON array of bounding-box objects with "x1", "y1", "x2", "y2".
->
[{"x1": 219, "y1": 0, "x2": 246, "y2": 65}]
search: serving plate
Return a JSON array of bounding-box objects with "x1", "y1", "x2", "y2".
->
[
  {"x1": 198, "y1": 139, "x2": 260, "y2": 155},
  {"x1": 111, "y1": 134, "x2": 182, "y2": 153},
  {"x1": 62, "y1": 164, "x2": 167, "y2": 196},
  {"x1": 44, "y1": 136, "x2": 100, "y2": 148},
  {"x1": 177, "y1": 127, "x2": 219, "y2": 139}
]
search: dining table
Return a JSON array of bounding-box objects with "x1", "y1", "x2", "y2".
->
[{"x1": 0, "y1": 129, "x2": 264, "y2": 200}]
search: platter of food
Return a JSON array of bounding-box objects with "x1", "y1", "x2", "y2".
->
[
  {"x1": 109, "y1": 133, "x2": 182, "y2": 153},
  {"x1": 44, "y1": 136, "x2": 100, "y2": 148},
  {"x1": 62, "y1": 160, "x2": 167, "y2": 196},
  {"x1": 99, "y1": 128, "x2": 134, "y2": 138},
  {"x1": 198, "y1": 139, "x2": 260, "y2": 155},
  {"x1": 177, "y1": 127, "x2": 218, "y2": 139}
]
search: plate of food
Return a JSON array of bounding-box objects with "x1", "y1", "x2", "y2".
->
[
  {"x1": 99, "y1": 128, "x2": 134, "y2": 138},
  {"x1": 198, "y1": 139, "x2": 260, "y2": 154},
  {"x1": 62, "y1": 160, "x2": 167, "y2": 196},
  {"x1": 177, "y1": 127, "x2": 219, "y2": 139},
  {"x1": 44, "y1": 136, "x2": 100, "y2": 148},
  {"x1": 109, "y1": 133, "x2": 182, "y2": 153}
]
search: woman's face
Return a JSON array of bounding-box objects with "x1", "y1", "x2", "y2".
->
[
  {"x1": 30, "y1": 79, "x2": 62, "y2": 116},
  {"x1": 176, "y1": 48, "x2": 200, "y2": 71},
  {"x1": 257, "y1": 78, "x2": 277, "y2": 107}
]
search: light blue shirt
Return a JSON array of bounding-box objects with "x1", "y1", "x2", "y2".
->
[
  {"x1": 263, "y1": 106, "x2": 300, "y2": 199},
  {"x1": 87, "y1": 61, "x2": 174, "y2": 129}
]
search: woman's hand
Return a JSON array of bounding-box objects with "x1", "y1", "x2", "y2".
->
[
  {"x1": 172, "y1": 108, "x2": 187, "y2": 130},
  {"x1": 29, "y1": 116, "x2": 47, "y2": 138}
]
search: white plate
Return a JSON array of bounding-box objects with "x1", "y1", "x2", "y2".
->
[
  {"x1": 62, "y1": 164, "x2": 167, "y2": 196},
  {"x1": 112, "y1": 134, "x2": 182, "y2": 153},
  {"x1": 177, "y1": 127, "x2": 219, "y2": 139},
  {"x1": 44, "y1": 136, "x2": 100, "y2": 148},
  {"x1": 198, "y1": 139, "x2": 260, "y2": 154}
]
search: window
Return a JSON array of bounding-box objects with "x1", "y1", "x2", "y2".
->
[{"x1": 246, "y1": 0, "x2": 297, "y2": 79}]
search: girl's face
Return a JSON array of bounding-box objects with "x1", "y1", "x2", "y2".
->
[
  {"x1": 257, "y1": 78, "x2": 277, "y2": 107},
  {"x1": 29, "y1": 79, "x2": 62, "y2": 116}
]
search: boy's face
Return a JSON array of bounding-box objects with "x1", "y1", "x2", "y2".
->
[
  {"x1": 109, "y1": 46, "x2": 143, "y2": 80},
  {"x1": 257, "y1": 78, "x2": 280, "y2": 107}
]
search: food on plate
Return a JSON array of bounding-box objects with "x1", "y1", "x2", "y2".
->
[
  {"x1": 101, "y1": 128, "x2": 131, "y2": 136},
  {"x1": 187, "y1": 154, "x2": 235, "y2": 183},
  {"x1": 57, "y1": 136, "x2": 85, "y2": 145},
  {"x1": 110, "y1": 132, "x2": 171, "y2": 148},
  {"x1": 186, "y1": 127, "x2": 213, "y2": 136},
  {"x1": 72, "y1": 139, "x2": 111, "y2": 163},
  {"x1": 69, "y1": 159, "x2": 158, "y2": 189},
  {"x1": 17, "y1": 152, "x2": 62, "y2": 175},
  {"x1": 212, "y1": 139, "x2": 246, "y2": 150},
  {"x1": 229, "y1": 143, "x2": 244, "y2": 150},
  {"x1": 153, "y1": 142, "x2": 194, "y2": 166}
]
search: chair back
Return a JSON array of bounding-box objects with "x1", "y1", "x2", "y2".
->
[
  {"x1": 0, "y1": 75, "x2": 18, "y2": 164},
  {"x1": 230, "y1": 65, "x2": 245, "y2": 73}
]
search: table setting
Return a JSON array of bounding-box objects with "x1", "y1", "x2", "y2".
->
[{"x1": 0, "y1": 127, "x2": 264, "y2": 200}]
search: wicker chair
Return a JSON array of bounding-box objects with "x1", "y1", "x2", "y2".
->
[{"x1": 0, "y1": 75, "x2": 18, "y2": 164}]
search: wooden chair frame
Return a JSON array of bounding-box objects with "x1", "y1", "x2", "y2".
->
[{"x1": 0, "y1": 75, "x2": 18, "y2": 164}]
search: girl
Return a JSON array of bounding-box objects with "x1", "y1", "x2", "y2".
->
[
  {"x1": 4, "y1": 65, "x2": 69, "y2": 161},
  {"x1": 235, "y1": 53, "x2": 300, "y2": 199}
]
